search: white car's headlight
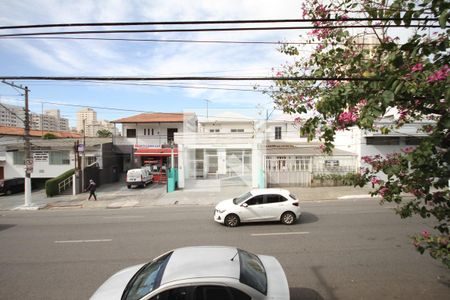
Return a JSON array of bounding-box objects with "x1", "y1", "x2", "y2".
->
[{"x1": 216, "y1": 209, "x2": 226, "y2": 214}]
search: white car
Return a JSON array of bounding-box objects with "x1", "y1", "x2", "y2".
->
[
  {"x1": 126, "y1": 168, "x2": 153, "y2": 188},
  {"x1": 90, "y1": 246, "x2": 290, "y2": 300},
  {"x1": 214, "y1": 188, "x2": 301, "y2": 227}
]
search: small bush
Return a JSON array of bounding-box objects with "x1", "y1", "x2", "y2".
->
[
  {"x1": 45, "y1": 169, "x2": 75, "y2": 197},
  {"x1": 313, "y1": 172, "x2": 358, "y2": 186}
]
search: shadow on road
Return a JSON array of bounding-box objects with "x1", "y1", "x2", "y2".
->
[
  {"x1": 300, "y1": 211, "x2": 319, "y2": 224},
  {"x1": 290, "y1": 287, "x2": 324, "y2": 300},
  {"x1": 0, "y1": 224, "x2": 16, "y2": 232}
]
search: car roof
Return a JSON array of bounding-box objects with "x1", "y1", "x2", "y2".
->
[
  {"x1": 160, "y1": 246, "x2": 240, "y2": 285},
  {"x1": 250, "y1": 188, "x2": 291, "y2": 197}
]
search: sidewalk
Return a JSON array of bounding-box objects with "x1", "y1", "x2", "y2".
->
[{"x1": 0, "y1": 183, "x2": 376, "y2": 211}]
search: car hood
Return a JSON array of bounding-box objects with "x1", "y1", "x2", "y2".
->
[
  {"x1": 259, "y1": 255, "x2": 290, "y2": 300},
  {"x1": 90, "y1": 264, "x2": 145, "y2": 300},
  {"x1": 215, "y1": 198, "x2": 236, "y2": 210}
]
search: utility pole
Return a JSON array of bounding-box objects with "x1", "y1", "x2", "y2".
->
[
  {"x1": 1, "y1": 80, "x2": 33, "y2": 207},
  {"x1": 81, "y1": 119, "x2": 86, "y2": 192}
]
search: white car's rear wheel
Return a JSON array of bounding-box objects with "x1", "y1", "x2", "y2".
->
[
  {"x1": 281, "y1": 212, "x2": 296, "y2": 225},
  {"x1": 224, "y1": 214, "x2": 240, "y2": 227}
]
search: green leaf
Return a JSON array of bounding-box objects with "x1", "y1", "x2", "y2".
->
[
  {"x1": 403, "y1": 10, "x2": 413, "y2": 27},
  {"x1": 394, "y1": 12, "x2": 402, "y2": 26},
  {"x1": 382, "y1": 90, "x2": 395, "y2": 104},
  {"x1": 439, "y1": 10, "x2": 448, "y2": 29}
]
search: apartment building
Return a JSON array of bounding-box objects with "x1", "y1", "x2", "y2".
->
[
  {"x1": 31, "y1": 109, "x2": 69, "y2": 132},
  {"x1": 0, "y1": 103, "x2": 25, "y2": 128}
]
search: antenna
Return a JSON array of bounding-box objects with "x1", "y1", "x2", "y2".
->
[{"x1": 230, "y1": 251, "x2": 238, "y2": 261}]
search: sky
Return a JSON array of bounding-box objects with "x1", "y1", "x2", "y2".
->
[{"x1": 0, "y1": 0, "x2": 307, "y2": 128}]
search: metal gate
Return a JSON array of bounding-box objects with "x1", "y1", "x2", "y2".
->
[{"x1": 265, "y1": 155, "x2": 312, "y2": 187}]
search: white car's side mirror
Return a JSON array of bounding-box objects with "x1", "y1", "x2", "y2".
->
[{"x1": 241, "y1": 203, "x2": 248, "y2": 208}]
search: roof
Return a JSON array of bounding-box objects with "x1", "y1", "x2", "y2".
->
[
  {"x1": 265, "y1": 143, "x2": 356, "y2": 156},
  {"x1": 161, "y1": 246, "x2": 240, "y2": 285},
  {"x1": 111, "y1": 113, "x2": 190, "y2": 123},
  {"x1": 5, "y1": 137, "x2": 112, "y2": 150},
  {"x1": 250, "y1": 188, "x2": 291, "y2": 196},
  {"x1": 0, "y1": 126, "x2": 81, "y2": 138}
]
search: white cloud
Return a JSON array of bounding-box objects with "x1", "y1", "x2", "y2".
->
[{"x1": 0, "y1": 0, "x2": 305, "y2": 109}]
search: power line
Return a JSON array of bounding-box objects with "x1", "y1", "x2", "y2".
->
[
  {"x1": 0, "y1": 76, "x2": 382, "y2": 82},
  {"x1": 0, "y1": 23, "x2": 444, "y2": 38},
  {"x1": 0, "y1": 18, "x2": 438, "y2": 30}
]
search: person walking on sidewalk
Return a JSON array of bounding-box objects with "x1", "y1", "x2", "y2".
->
[{"x1": 86, "y1": 179, "x2": 97, "y2": 201}]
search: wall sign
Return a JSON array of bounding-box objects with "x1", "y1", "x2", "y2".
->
[{"x1": 33, "y1": 151, "x2": 49, "y2": 162}]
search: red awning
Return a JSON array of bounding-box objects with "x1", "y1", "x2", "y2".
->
[{"x1": 134, "y1": 148, "x2": 178, "y2": 157}]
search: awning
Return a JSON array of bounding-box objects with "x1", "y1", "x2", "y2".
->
[{"x1": 134, "y1": 148, "x2": 178, "y2": 157}]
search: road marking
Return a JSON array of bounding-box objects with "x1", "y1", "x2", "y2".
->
[
  {"x1": 103, "y1": 215, "x2": 143, "y2": 219},
  {"x1": 54, "y1": 239, "x2": 112, "y2": 244},
  {"x1": 251, "y1": 231, "x2": 309, "y2": 237}
]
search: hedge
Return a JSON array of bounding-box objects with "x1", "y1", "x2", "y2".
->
[{"x1": 45, "y1": 168, "x2": 75, "y2": 197}]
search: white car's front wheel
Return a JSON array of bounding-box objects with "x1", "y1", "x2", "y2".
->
[
  {"x1": 224, "y1": 214, "x2": 240, "y2": 227},
  {"x1": 281, "y1": 212, "x2": 296, "y2": 225}
]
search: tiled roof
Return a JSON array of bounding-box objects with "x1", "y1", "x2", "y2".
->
[
  {"x1": 111, "y1": 113, "x2": 188, "y2": 123},
  {"x1": 0, "y1": 126, "x2": 81, "y2": 138}
]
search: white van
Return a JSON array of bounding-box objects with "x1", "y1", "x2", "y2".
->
[{"x1": 126, "y1": 168, "x2": 153, "y2": 188}]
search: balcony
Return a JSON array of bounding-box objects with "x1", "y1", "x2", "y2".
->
[{"x1": 174, "y1": 132, "x2": 256, "y2": 148}]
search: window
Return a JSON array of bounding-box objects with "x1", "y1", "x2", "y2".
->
[
  {"x1": 150, "y1": 287, "x2": 190, "y2": 300},
  {"x1": 13, "y1": 151, "x2": 25, "y2": 165},
  {"x1": 230, "y1": 129, "x2": 244, "y2": 133},
  {"x1": 167, "y1": 128, "x2": 178, "y2": 143},
  {"x1": 127, "y1": 129, "x2": 136, "y2": 138},
  {"x1": 275, "y1": 126, "x2": 282, "y2": 140},
  {"x1": 238, "y1": 249, "x2": 267, "y2": 295},
  {"x1": 264, "y1": 194, "x2": 287, "y2": 204},
  {"x1": 86, "y1": 156, "x2": 97, "y2": 165},
  {"x1": 233, "y1": 192, "x2": 252, "y2": 205},
  {"x1": 144, "y1": 128, "x2": 147, "y2": 135},
  {"x1": 123, "y1": 252, "x2": 173, "y2": 300},
  {"x1": 49, "y1": 151, "x2": 70, "y2": 165},
  {"x1": 405, "y1": 137, "x2": 423, "y2": 145},
  {"x1": 194, "y1": 286, "x2": 230, "y2": 300},
  {"x1": 209, "y1": 129, "x2": 220, "y2": 133},
  {"x1": 366, "y1": 137, "x2": 400, "y2": 145},
  {"x1": 246, "y1": 195, "x2": 263, "y2": 206}
]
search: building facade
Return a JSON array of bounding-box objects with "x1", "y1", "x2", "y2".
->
[
  {"x1": 111, "y1": 112, "x2": 197, "y2": 176},
  {"x1": 31, "y1": 109, "x2": 69, "y2": 132}
]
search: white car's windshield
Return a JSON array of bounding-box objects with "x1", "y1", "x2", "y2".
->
[
  {"x1": 122, "y1": 252, "x2": 172, "y2": 300},
  {"x1": 233, "y1": 192, "x2": 252, "y2": 205},
  {"x1": 238, "y1": 249, "x2": 267, "y2": 295}
]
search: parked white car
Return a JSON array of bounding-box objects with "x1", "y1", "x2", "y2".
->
[
  {"x1": 214, "y1": 188, "x2": 301, "y2": 227},
  {"x1": 90, "y1": 246, "x2": 290, "y2": 300},
  {"x1": 126, "y1": 168, "x2": 153, "y2": 188}
]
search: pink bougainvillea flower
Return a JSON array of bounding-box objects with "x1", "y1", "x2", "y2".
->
[
  {"x1": 411, "y1": 63, "x2": 424, "y2": 72},
  {"x1": 401, "y1": 146, "x2": 415, "y2": 154},
  {"x1": 361, "y1": 156, "x2": 373, "y2": 164},
  {"x1": 379, "y1": 187, "x2": 389, "y2": 197},
  {"x1": 421, "y1": 230, "x2": 430, "y2": 239},
  {"x1": 370, "y1": 177, "x2": 381, "y2": 185},
  {"x1": 427, "y1": 64, "x2": 449, "y2": 83}
]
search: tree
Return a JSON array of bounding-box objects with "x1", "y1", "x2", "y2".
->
[
  {"x1": 42, "y1": 133, "x2": 57, "y2": 139},
  {"x1": 270, "y1": 0, "x2": 449, "y2": 267},
  {"x1": 97, "y1": 129, "x2": 112, "y2": 138}
]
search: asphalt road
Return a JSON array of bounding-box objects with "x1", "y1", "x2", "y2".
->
[{"x1": 0, "y1": 198, "x2": 448, "y2": 300}]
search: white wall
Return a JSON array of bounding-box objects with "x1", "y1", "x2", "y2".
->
[
  {"x1": 122, "y1": 123, "x2": 184, "y2": 146},
  {"x1": 4, "y1": 150, "x2": 98, "y2": 179}
]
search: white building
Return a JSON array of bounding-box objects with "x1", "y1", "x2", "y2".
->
[
  {"x1": 111, "y1": 112, "x2": 197, "y2": 179},
  {"x1": 176, "y1": 112, "x2": 357, "y2": 189},
  {"x1": 0, "y1": 103, "x2": 25, "y2": 128},
  {"x1": 31, "y1": 109, "x2": 69, "y2": 132},
  {"x1": 77, "y1": 108, "x2": 119, "y2": 137},
  {"x1": 76, "y1": 108, "x2": 97, "y2": 136},
  {"x1": 334, "y1": 112, "x2": 432, "y2": 173}
]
